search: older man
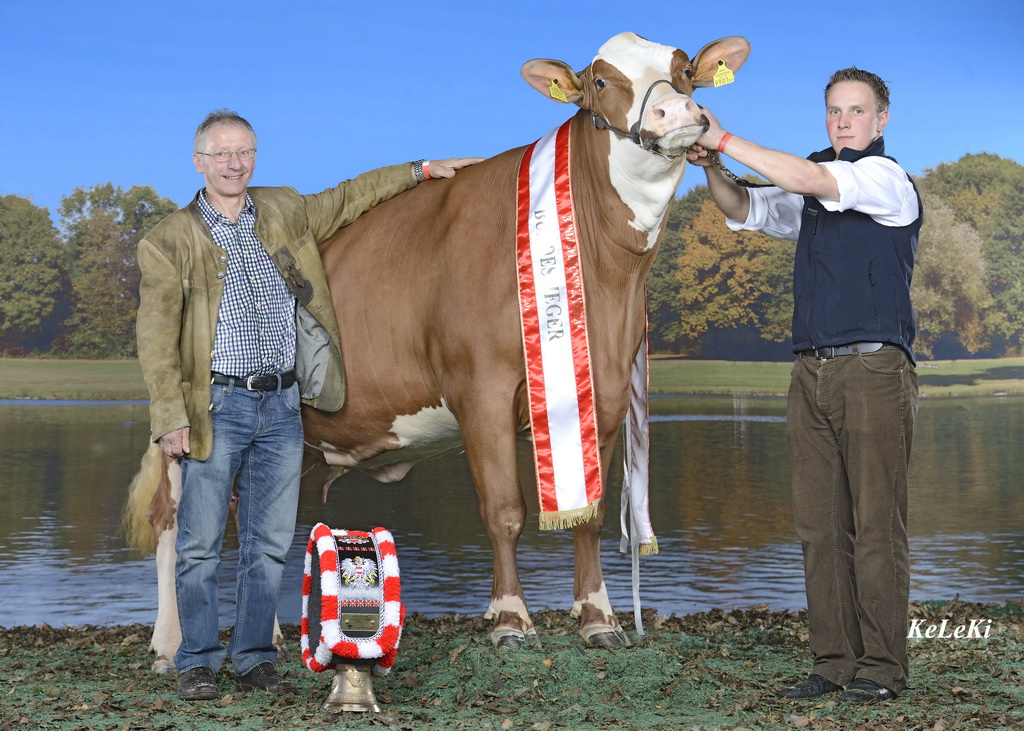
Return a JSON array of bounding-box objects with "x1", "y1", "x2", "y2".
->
[
  {"x1": 137, "y1": 109, "x2": 480, "y2": 701},
  {"x1": 688, "y1": 69, "x2": 922, "y2": 702}
]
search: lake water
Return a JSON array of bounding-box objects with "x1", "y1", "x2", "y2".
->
[{"x1": 1, "y1": 395, "x2": 1022, "y2": 628}]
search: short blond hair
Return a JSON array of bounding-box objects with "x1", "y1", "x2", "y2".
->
[{"x1": 825, "y1": 68, "x2": 890, "y2": 113}]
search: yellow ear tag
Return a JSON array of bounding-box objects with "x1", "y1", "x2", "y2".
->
[
  {"x1": 549, "y1": 80, "x2": 568, "y2": 103},
  {"x1": 713, "y1": 60, "x2": 736, "y2": 87}
]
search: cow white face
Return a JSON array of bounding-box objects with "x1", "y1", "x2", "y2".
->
[
  {"x1": 588, "y1": 33, "x2": 707, "y2": 158},
  {"x1": 523, "y1": 32, "x2": 750, "y2": 161},
  {"x1": 521, "y1": 33, "x2": 750, "y2": 246}
]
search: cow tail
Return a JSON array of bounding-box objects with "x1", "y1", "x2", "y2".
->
[{"x1": 120, "y1": 443, "x2": 165, "y2": 554}]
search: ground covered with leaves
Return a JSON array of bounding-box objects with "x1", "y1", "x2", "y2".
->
[{"x1": 2, "y1": 599, "x2": 1021, "y2": 730}]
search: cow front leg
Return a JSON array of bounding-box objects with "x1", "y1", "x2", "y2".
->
[
  {"x1": 460, "y1": 407, "x2": 538, "y2": 649},
  {"x1": 478, "y1": 481, "x2": 539, "y2": 649},
  {"x1": 570, "y1": 504, "x2": 630, "y2": 648}
]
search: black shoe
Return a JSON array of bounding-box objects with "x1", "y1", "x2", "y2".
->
[
  {"x1": 234, "y1": 661, "x2": 297, "y2": 695},
  {"x1": 777, "y1": 673, "x2": 843, "y2": 699},
  {"x1": 178, "y1": 666, "x2": 218, "y2": 701},
  {"x1": 840, "y1": 678, "x2": 897, "y2": 702}
]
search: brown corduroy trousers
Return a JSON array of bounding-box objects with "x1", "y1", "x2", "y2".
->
[{"x1": 787, "y1": 346, "x2": 918, "y2": 694}]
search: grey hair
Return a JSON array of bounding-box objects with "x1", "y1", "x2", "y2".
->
[
  {"x1": 825, "y1": 67, "x2": 891, "y2": 113},
  {"x1": 193, "y1": 109, "x2": 257, "y2": 153}
]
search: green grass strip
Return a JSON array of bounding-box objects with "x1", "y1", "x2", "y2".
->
[{"x1": 2, "y1": 355, "x2": 1023, "y2": 400}]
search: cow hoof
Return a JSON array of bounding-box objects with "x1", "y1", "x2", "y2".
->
[
  {"x1": 152, "y1": 657, "x2": 177, "y2": 674},
  {"x1": 581, "y1": 625, "x2": 632, "y2": 649},
  {"x1": 490, "y1": 627, "x2": 542, "y2": 650}
]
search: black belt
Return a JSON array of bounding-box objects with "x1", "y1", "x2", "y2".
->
[
  {"x1": 211, "y1": 370, "x2": 296, "y2": 391},
  {"x1": 798, "y1": 342, "x2": 886, "y2": 360}
]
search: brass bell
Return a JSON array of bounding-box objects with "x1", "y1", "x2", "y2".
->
[{"x1": 322, "y1": 661, "x2": 380, "y2": 713}]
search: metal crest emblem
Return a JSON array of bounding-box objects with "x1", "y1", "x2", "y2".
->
[{"x1": 341, "y1": 556, "x2": 378, "y2": 590}]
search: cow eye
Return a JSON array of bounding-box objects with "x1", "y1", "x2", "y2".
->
[
  {"x1": 684, "y1": 67, "x2": 693, "y2": 78},
  {"x1": 595, "y1": 77, "x2": 606, "y2": 89}
]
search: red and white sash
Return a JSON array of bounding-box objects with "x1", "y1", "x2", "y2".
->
[
  {"x1": 515, "y1": 120, "x2": 658, "y2": 554},
  {"x1": 516, "y1": 120, "x2": 602, "y2": 529},
  {"x1": 516, "y1": 118, "x2": 658, "y2": 632}
]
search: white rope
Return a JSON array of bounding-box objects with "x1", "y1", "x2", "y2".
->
[{"x1": 620, "y1": 430, "x2": 645, "y2": 636}]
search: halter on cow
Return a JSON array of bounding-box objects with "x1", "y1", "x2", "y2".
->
[{"x1": 124, "y1": 32, "x2": 751, "y2": 667}]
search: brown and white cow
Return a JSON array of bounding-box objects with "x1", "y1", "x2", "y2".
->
[{"x1": 125, "y1": 32, "x2": 750, "y2": 666}]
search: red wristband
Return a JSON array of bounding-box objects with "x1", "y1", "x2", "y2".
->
[
  {"x1": 422, "y1": 161, "x2": 431, "y2": 180},
  {"x1": 717, "y1": 132, "x2": 733, "y2": 154}
]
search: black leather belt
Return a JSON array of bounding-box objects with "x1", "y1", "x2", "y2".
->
[
  {"x1": 211, "y1": 370, "x2": 296, "y2": 391},
  {"x1": 799, "y1": 342, "x2": 886, "y2": 359}
]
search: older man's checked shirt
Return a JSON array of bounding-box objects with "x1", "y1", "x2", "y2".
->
[{"x1": 197, "y1": 189, "x2": 297, "y2": 378}]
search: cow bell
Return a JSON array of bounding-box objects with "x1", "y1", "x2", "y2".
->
[{"x1": 323, "y1": 661, "x2": 380, "y2": 713}]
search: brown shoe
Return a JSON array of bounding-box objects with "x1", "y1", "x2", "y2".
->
[
  {"x1": 234, "y1": 662, "x2": 297, "y2": 695},
  {"x1": 178, "y1": 666, "x2": 219, "y2": 701}
]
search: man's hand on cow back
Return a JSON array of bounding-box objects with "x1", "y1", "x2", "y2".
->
[
  {"x1": 158, "y1": 427, "x2": 191, "y2": 458},
  {"x1": 418, "y1": 157, "x2": 486, "y2": 181}
]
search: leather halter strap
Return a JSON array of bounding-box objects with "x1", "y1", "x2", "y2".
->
[{"x1": 590, "y1": 79, "x2": 689, "y2": 160}]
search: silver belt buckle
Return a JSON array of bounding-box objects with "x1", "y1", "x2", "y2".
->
[
  {"x1": 246, "y1": 374, "x2": 258, "y2": 390},
  {"x1": 855, "y1": 342, "x2": 884, "y2": 355}
]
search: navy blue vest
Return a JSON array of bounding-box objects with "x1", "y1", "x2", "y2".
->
[{"x1": 792, "y1": 137, "x2": 923, "y2": 363}]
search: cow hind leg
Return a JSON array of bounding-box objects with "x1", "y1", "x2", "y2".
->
[
  {"x1": 150, "y1": 458, "x2": 183, "y2": 673},
  {"x1": 151, "y1": 521, "x2": 181, "y2": 673},
  {"x1": 569, "y1": 510, "x2": 631, "y2": 649},
  {"x1": 478, "y1": 485, "x2": 539, "y2": 649}
]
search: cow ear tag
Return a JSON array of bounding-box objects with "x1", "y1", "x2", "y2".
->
[
  {"x1": 713, "y1": 60, "x2": 736, "y2": 87},
  {"x1": 549, "y1": 80, "x2": 569, "y2": 103}
]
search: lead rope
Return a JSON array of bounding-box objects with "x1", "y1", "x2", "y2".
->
[
  {"x1": 621, "y1": 416, "x2": 644, "y2": 636},
  {"x1": 708, "y1": 150, "x2": 775, "y2": 188}
]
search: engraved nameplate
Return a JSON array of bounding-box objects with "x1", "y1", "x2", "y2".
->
[{"x1": 343, "y1": 613, "x2": 380, "y2": 633}]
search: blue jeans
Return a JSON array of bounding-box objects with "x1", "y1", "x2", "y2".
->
[
  {"x1": 174, "y1": 381, "x2": 303, "y2": 676},
  {"x1": 787, "y1": 346, "x2": 918, "y2": 694}
]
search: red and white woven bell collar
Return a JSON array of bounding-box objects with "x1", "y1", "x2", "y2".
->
[{"x1": 300, "y1": 523, "x2": 404, "y2": 677}]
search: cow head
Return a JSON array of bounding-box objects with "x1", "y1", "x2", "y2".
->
[{"x1": 522, "y1": 32, "x2": 750, "y2": 160}]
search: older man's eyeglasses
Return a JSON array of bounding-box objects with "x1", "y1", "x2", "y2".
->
[{"x1": 197, "y1": 148, "x2": 257, "y2": 162}]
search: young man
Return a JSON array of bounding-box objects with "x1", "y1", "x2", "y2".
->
[
  {"x1": 137, "y1": 109, "x2": 480, "y2": 701},
  {"x1": 688, "y1": 69, "x2": 922, "y2": 702}
]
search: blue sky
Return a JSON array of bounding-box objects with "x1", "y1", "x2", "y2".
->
[{"x1": 3, "y1": 0, "x2": 1022, "y2": 224}]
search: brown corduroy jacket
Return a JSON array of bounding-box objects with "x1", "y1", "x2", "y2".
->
[{"x1": 136, "y1": 164, "x2": 416, "y2": 461}]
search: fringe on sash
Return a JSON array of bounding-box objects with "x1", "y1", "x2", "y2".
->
[{"x1": 537, "y1": 498, "x2": 602, "y2": 531}]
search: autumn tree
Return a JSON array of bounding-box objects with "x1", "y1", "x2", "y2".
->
[
  {"x1": 59, "y1": 184, "x2": 177, "y2": 357},
  {"x1": 911, "y1": 192, "x2": 992, "y2": 358},
  {"x1": 647, "y1": 187, "x2": 711, "y2": 352},
  {"x1": 0, "y1": 195, "x2": 69, "y2": 354},
  {"x1": 672, "y1": 198, "x2": 794, "y2": 349},
  {"x1": 918, "y1": 153, "x2": 1024, "y2": 354}
]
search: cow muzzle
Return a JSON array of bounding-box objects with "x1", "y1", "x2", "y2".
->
[{"x1": 592, "y1": 79, "x2": 705, "y2": 160}]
